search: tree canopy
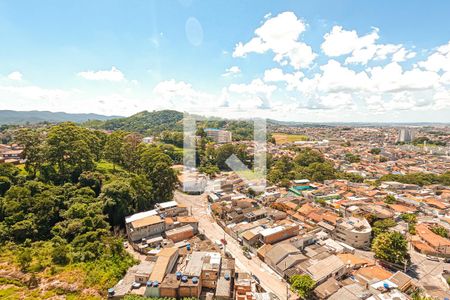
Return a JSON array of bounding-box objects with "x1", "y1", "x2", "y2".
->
[{"x1": 372, "y1": 231, "x2": 410, "y2": 265}]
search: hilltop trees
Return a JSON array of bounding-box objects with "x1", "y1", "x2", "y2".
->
[
  {"x1": 4, "y1": 122, "x2": 179, "y2": 238},
  {"x1": 0, "y1": 121, "x2": 184, "y2": 297}
]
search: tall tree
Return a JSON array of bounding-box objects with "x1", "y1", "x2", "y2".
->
[
  {"x1": 140, "y1": 148, "x2": 177, "y2": 201},
  {"x1": 372, "y1": 231, "x2": 410, "y2": 265},
  {"x1": 104, "y1": 130, "x2": 127, "y2": 169},
  {"x1": 121, "y1": 133, "x2": 143, "y2": 172},
  {"x1": 289, "y1": 274, "x2": 315, "y2": 299},
  {"x1": 46, "y1": 122, "x2": 95, "y2": 182},
  {"x1": 15, "y1": 128, "x2": 45, "y2": 178}
]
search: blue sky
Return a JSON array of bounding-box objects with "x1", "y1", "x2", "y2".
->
[{"x1": 0, "y1": 0, "x2": 449, "y2": 122}]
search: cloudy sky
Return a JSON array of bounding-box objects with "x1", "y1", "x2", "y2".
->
[{"x1": 0, "y1": 0, "x2": 449, "y2": 122}]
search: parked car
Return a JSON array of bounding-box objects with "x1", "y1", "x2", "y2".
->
[
  {"x1": 131, "y1": 282, "x2": 141, "y2": 289},
  {"x1": 252, "y1": 274, "x2": 260, "y2": 284},
  {"x1": 426, "y1": 255, "x2": 440, "y2": 262},
  {"x1": 244, "y1": 251, "x2": 252, "y2": 259},
  {"x1": 215, "y1": 240, "x2": 223, "y2": 249}
]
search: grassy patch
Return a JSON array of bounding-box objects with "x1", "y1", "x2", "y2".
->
[
  {"x1": 272, "y1": 133, "x2": 309, "y2": 145},
  {"x1": 0, "y1": 242, "x2": 136, "y2": 298},
  {"x1": 95, "y1": 160, "x2": 125, "y2": 174}
]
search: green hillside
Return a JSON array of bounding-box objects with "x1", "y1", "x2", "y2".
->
[{"x1": 85, "y1": 110, "x2": 184, "y2": 134}]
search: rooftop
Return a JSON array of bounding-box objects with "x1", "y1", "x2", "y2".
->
[
  {"x1": 306, "y1": 255, "x2": 345, "y2": 282},
  {"x1": 131, "y1": 215, "x2": 163, "y2": 229},
  {"x1": 125, "y1": 209, "x2": 157, "y2": 224}
]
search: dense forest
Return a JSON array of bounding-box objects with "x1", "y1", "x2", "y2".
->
[{"x1": 0, "y1": 122, "x2": 178, "y2": 299}]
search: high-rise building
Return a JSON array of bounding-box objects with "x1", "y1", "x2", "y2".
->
[
  {"x1": 204, "y1": 128, "x2": 232, "y2": 143},
  {"x1": 397, "y1": 128, "x2": 415, "y2": 143}
]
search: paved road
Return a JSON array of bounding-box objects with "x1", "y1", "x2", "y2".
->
[{"x1": 174, "y1": 191, "x2": 290, "y2": 300}]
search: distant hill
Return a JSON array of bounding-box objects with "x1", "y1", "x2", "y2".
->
[
  {"x1": 85, "y1": 110, "x2": 184, "y2": 134},
  {"x1": 0, "y1": 110, "x2": 121, "y2": 125},
  {"x1": 85, "y1": 110, "x2": 255, "y2": 140}
]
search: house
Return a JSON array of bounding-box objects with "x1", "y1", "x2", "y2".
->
[
  {"x1": 355, "y1": 265, "x2": 393, "y2": 283},
  {"x1": 155, "y1": 201, "x2": 188, "y2": 217},
  {"x1": 126, "y1": 215, "x2": 165, "y2": 242},
  {"x1": 389, "y1": 271, "x2": 416, "y2": 292},
  {"x1": 314, "y1": 277, "x2": 341, "y2": 299},
  {"x1": 265, "y1": 243, "x2": 301, "y2": 268},
  {"x1": 260, "y1": 223, "x2": 299, "y2": 244},
  {"x1": 416, "y1": 223, "x2": 450, "y2": 255},
  {"x1": 305, "y1": 255, "x2": 347, "y2": 284},
  {"x1": 165, "y1": 225, "x2": 195, "y2": 242}
]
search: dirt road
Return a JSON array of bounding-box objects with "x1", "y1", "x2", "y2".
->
[{"x1": 174, "y1": 191, "x2": 290, "y2": 300}]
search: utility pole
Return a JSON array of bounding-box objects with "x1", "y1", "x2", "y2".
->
[{"x1": 223, "y1": 232, "x2": 227, "y2": 253}]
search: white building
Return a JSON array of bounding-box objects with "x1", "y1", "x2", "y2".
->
[
  {"x1": 397, "y1": 128, "x2": 415, "y2": 143},
  {"x1": 334, "y1": 217, "x2": 372, "y2": 249},
  {"x1": 142, "y1": 136, "x2": 154, "y2": 144},
  {"x1": 204, "y1": 128, "x2": 232, "y2": 143}
]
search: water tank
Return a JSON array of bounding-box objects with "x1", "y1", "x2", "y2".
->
[
  {"x1": 224, "y1": 273, "x2": 230, "y2": 281},
  {"x1": 192, "y1": 277, "x2": 199, "y2": 284},
  {"x1": 176, "y1": 272, "x2": 182, "y2": 280},
  {"x1": 186, "y1": 243, "x2": 191, "y2": 251},
  {"x1": 107, "y1": 288, "x2": 115, "y2": 296},
  {"x1": 146, "y1": 281, "x2": 152, "y2": 287},
  {"x1": 383, "y1": 283, "x2": 389, "y2": 289},
  {"x1": 181, "y1": 276, "x2": 188, "y2": 282},
  {"x1": 152, "y1": 281, "x2": 159, "y2": 287}
]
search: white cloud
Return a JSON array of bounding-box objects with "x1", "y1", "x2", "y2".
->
[
  {"x1": 228, "y1": 78, "x2": 276, "y2": 96},
  {"x1": 222, "y1": 66, "x2": 241, "y2": 77},
  {"x1": 233, "y1": 12, "x2": 316, "y2": 69},
  {"x1": 321, "y1": 26, "x2": 406, "y2": 65},
  {"x1": 321, "y1": 26, "x2": 379, "y2": 57},
  {"x1": 297, "y1": 60, "x2": 370, "y2": 94},
  {"x1": 418, "y1": 41, "x2": 450, "y2": 72},
  {"x1": 365, "y1": 91, "x2": 435, "y2": 112},
  {"x1": 433, "y1": 89, "x2": 450, "y2": 109},
  {"x1": 263, "y1": 68, "x2": 303, "y2": 90},
  {"x1": 153, "y1": 79, "x2": 200, "y2": 100},
  {"x1": 77, "y1": 66, "x2": 125, "y2": 81},
  {"x1": 392, "y1": 48, "x2": 416, "y2": 62},
  {"x1": 0, "y1": 85, "x2": 69, "y2": 100},
  {"x1": 369, "y1": 62, "x2": 440, "y2": 92},
  {"x1": 297, "y1": 92, "x2": 355, "y2": 111},
  {"x1": 7, "y1": 71, "x2": 23, "y2": 81}
]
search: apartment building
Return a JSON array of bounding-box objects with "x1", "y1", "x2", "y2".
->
[
  {"x1": 204, "y1": 128, "x2": 232, "y2": 143},
  {"x1": 334, "y1": 217, "x2": 372, "y2": 249}
]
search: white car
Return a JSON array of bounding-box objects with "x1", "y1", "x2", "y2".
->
[{"x1": 215, "y1": 240, "x2": 224, "y2": 249}]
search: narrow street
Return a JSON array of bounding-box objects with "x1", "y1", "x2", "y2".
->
[{"x1": 174, "y1": 191, "x2": 290, "y2": 300}]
